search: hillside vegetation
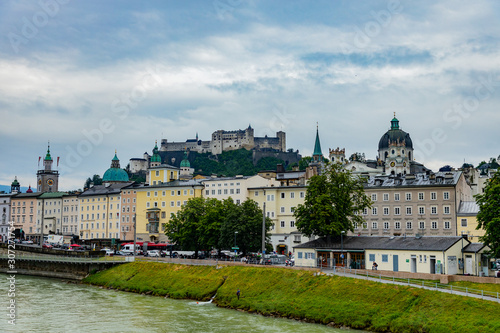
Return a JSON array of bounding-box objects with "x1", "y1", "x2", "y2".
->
[{"x1": 83, "y1": 262, "x2": 500, "y2": 333}]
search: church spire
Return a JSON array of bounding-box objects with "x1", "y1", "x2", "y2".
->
[
  {"x1": 313, "y1": 123, "x2": 323, "y2": 159},
  {"x1": 44, "y1": 142, "x2": 52, "y2": 161}
]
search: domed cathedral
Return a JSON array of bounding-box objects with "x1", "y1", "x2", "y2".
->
[
  {"x1": 102, "y1": 151, "x2": 130, "y2": 184},
  {"x1": 378, "y1": 114, "x2": 413, "y2": 176},
  {"x1": 179, "y1": 149, "x2": 194, "y2": 179},
  {"x1": 36, "y1": 143, "x2": 59, "y2": 193}
]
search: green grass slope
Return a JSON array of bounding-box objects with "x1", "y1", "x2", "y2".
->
[{"x1": 83, "y1": 263, "x2": 500, "y2": 333}]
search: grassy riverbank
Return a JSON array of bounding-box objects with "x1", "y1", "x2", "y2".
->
[{"x1": 83, "y1": 262, "x2": 500, "y2": 332}]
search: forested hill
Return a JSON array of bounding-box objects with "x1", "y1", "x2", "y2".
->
[{"x1": 159, "y1": 149, "x2": 298, "y2": 177}]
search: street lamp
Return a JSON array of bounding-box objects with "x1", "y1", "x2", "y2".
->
[
  {"x1": 341, "y1": 231, "x2": 345, "y2": 267},
  {"x1": 234, "y1": 231, "x2": 238, "y2": 262}
]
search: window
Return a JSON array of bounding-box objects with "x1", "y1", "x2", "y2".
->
[
  {"x1": 161, "y1": 212, "x2": 166, "y2": 219},
  {"x1": 154, "y1": 191, "x2": 158, "y2": 197},
  {"x1": 395, "y1": 221, "x2": 401, "y2": 229},
  {"x1": 290, "y1": 221, "x2": 295, "y2": 228},
  {"x1": 406, "y1": 206, "x2": 412, "y2": 215},
  {"x1": 419, "y1": 255, "x2": 423, "y2": 263},
  {"x1": 431, "y1": 192, "x2": 437, "y2": 200},
  {"x1": 443, "y1": 206, "x2": 450, "y2": 214},
  {"x1": 280, "y1": 193, "x2": 285, "y2": 199},
  {"x1": 372, "y1": 222, "x2": 378, "y2": 229},
  {"x1": 218, "y1": 190, "x2": 222, "y2": 195},
  {"x1": 383, "y1": 207, "x2": 389, "y2": 215},
  {"x1": 362, "y1": 222, "x2": 368, "y2": 229},
  {"x1": 444, "y1": 221, "x2": 450, "y2": 229},
  {"x1": 280, "y1": 207, "x2": 285, "y2": 213},
  {"x1": 205, "y1": 190, "x2": 209, "y2": 196},
  {"x1": 382, "y1": 254, "x2": 388, "y2": 262},
  {"x1": 147, "y1": 192, "x2": 150, "y2": 197},
  {"x1": 418, "y1": 206, "x2": 425, "y2": 215},
  {"x1": 170, "y1": 201, "x2": 174, "y2": 207},
  {"x1": 155, "y1": 170, "x2": 159, "y2": 176},
  {"x1": 224, "y1": 189, "x2": 228, "y2": 195},
  {"x1": 431, "y1": 221, "x2": 437, "y2": 229},
  {"x1": 394, "y1": 207, "x2": 400, "y2": 215},
  {"x1": 418, "y1": 192, "x2": 424, "y2": 200},
  {"x1": 419, "y1": 221, "x2": 425, "y2": 229},
  {"x1": 297, "y1": 252, "x2": 303, "y2": 259},
  {"x1": 162, "y1": 191, "x2": 166, "y2": 196},
  {"x1": 184, "y1": 190, "x2": 187, "y2": 196},
  {"x1": 372, "y1": 207, "x2": 377, "y2": 215},
  {"x1": 177, "y1": 201, "x2": 181, "y2": 207},
  {"x1": 383, "y1": 193, "x2": 389, "y2": 201},
  {"x1": 267, "y1": 194, "x2": 275, "y2": 201},
  {"x1": 146, "y1": 202, "x2": 150, "y2": 208},
  {"x1": 294, "y1": 235, "x2": 301, "y2": 242},
  {"x1": 354, "y1": 222, "x2": 358, "y2": 229},
  {"x1": 171, "y1": 191, "x2": 175, "y2": 196},
  {"x1": 443, "y1": 192, "x2": 450, "y2": 200},
  {"x1": 431, "y1": 206, "x2": 437, "y2": 215},
  {"x1": 254, "y1": 191, "x2": 259, "y2": 196},
  {"x1": 162, "y1": 201, "x2": 166, "y2": 207},
  {"x1": 369, "y1": 254, "x2": 375, "y2": 262},
  {"x1": 383, "y1": 221, "x2": 389, "y2": 229},
  {"x1": 300, "y1": 192, "x2": 305, "y2": 198},
  {"x1": 290, "y1": 192, "x2": 295, "y2": 199},
  {"x1": 406, "y1": 221, "x2": 412, "y2": 229},
  {"x1": 280, "y1": 221, "x2": 285, "y2": 228},
  {"x1": 363, "y1": 208, "x2": 368, "y2": 215},
  {"x1": 461, "y1": 218, "x2": 467, "y2": 227},
  {"x1": 394, "y1": 193, "x2": 400, "y2": 201},
  {"x1": 371, "y1": 194, "x2": 377, "y2": 201},
  {"x1": 406, "y1": 193, "x2": 412, "y2": 201}
]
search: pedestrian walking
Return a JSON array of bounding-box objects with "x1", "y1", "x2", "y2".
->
[{"x1": 236, "y1": 288, "x2": 240, "y2": 300}]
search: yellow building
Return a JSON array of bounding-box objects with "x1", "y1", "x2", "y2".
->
[
  {"x1": 135, "y1": 180, "x2": 204, "y2": 243},
  {"x1": 456, "y1": 201, "x2": 485, "y2": 241},
  {"x1": 78, "y1": 183, "x2": 132, "y2": 241},
  {"x1": 249, "y1": 185, "x2": 311, "y2": 254}
]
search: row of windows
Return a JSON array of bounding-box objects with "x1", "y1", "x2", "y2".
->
[
  {"x1": 370, "y1": 191, "x2": 450, "y2": 202},
  {"x1": 81, "y1": 222, "x2": 120, "y2": 230},
  {"x1": 205, "y1": 189, "x2": 241, "y2": 195},
  {"x1": 122, "y1": 198, "x2": 136, "y2": 203},
  {"x1": 147, "y1": 190, "x2": 194, "y2": 197},
  {"x1": 146, "y1": 201, "x2": 187, "y2": 208},
  {"x1": 362, "y1": 206, "x2": 450, "y2": 215},
  {"x1": 205, "y1": 182, "x2": 241, "y2": 187},
  {"x1": 354, "y1": 220, "x2": 452, "y2": 230},
  {"x1": 81, "y1": 213, "x2": 119, "y2": 220},
  {"x1": 370, "y1": 253, "x2": 434, "y2": 264},
  {"x1": 83, "y1": 197, "x2": 119, "y2": 202},
  {"x1": 81, "y1": 204, "x2": 120, "y2": 211},
  {"x1": 85, "y1": 232, "x2": 119, "y2": 239},
  {"x1": 254, "y1": 191, "x2": 305, "y2": 199},
  {"x1": 12, "y1": 201, "x2": 34, "y2": 206},
  {"x1": 279, "y1": 220, "x2": 295, "y2": 228}
]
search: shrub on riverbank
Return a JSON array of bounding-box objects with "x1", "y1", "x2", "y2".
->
[{"x1": 83, "y1": 263, "x2": 500, "y2": 332}]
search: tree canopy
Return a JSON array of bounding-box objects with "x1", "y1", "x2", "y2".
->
[
  {"x1": 293, "y1": 163, "x2": 372, "y2": 237},
  {"x1": 475, "y1": 169, "x2": 500, "y2": 257},
  {"x1": 164, "y1": 197, "x2": 272, "y2": 256}
]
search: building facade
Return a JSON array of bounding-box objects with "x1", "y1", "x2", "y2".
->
[
  {"x1": 36, "y1": 145, "x2": 59, "y2": 193},
  {"x1": 62, "y1": 194, "x2": 80, "y2": 237},
  {"x1": 0, "y1": 193, "x2": 12, "y2": 242},
  {"x1": 11, "y1": 193, "x2": 41, "y2": 241},
  {"x1": 358, "y1": 171, "x2": 473, "y2": 237}
]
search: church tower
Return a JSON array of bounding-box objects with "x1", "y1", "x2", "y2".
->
[
  {"x1": 150, "y1": 141, "x2": 161, "y2": 168},
  {"x1": 11, "y1": 177, "x2": 20, "y2": 194},
  {"x1": 37, "y1": 143, "x2": 59, "y2": 193},
  {"x1": 378, "y1": 114, "x2": 413, "y2": 176}
]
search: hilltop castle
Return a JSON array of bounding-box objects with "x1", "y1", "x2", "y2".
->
[{"x1": 160, "y1": 125, "x2": 286, "y2": 155}]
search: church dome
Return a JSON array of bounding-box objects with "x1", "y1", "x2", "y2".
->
[
  {"x1": 378, "y1": 116, "x2": 413, "y2": 150},
  {"x1": 180, "y1": 151, "x2": 190, "y2": 168},
  {"x1": 103, "y1": 152, "x2": 129, "y2": 182}
]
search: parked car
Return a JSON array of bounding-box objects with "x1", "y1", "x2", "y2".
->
[
  {"x1": 146, "y1": 250, "x2": 160, "y2": 257},
  {"x1": 101, "y1": 248, "x2": 114, "y2": 256},
  {"x1": 21, "y1": 240, "x2": 34, "y2": 245},
  {"x1": 42, "y1": 243, "x2": 52, "y2": 249}
]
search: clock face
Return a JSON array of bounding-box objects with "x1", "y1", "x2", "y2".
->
[
  {"x1": 390, "y1": 161, "x2": 395, "y2": 167},
  {"x1": 38, "y1": 179, "x2": 42, "y2": 185},
  {"x1": 403, "y1": 162, "x2": 407, "y2": 167},
  {"x1": 47, "y1": 179, "x2": 54, "y2": 186}
]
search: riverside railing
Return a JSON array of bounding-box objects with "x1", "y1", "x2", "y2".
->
[{"x1": 329, "y1": 266, "x2": 500, "y2": 302}]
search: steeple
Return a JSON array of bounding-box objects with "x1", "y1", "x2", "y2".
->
[
  {"x1": 390, "y1": 112, "x2": 399, "y2": 130},
  {"x1": 11, "y1": 176, "x2": 20, "y2": 194},
  {"x1": 44, "y1": 142, "x2": 52, "y2": 161},
  {"x1": 312, "y1": 123, "x2": 323, "y2": 161},
  {"x1": 110, "y1": 150, "x2": 120, "y2": 168},
  {"x1": 150, "y1": 140, "x2": 161, "y2": 166}
]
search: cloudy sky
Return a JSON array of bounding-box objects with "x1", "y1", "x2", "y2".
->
[{"x1": 1, "y1": 0, "x2": 499, "y2": 191}]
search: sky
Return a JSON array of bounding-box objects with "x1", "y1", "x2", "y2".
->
[{"x1": 1, "y1": 0, "x2": 499, "y2": 191}]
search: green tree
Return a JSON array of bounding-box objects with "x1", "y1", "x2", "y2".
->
[
  {"x1": 164, "y1": 197, "x2": 224, "y2": 257},
  {"x1": 475, "y1": 170, "x2": 500, "y2": 257},
  {"x1": 294, "y1": 163, "x2": 372, "y2": 237},
  {"x1": 219, "y1": 198, "x2": 272, "y2": 256}
]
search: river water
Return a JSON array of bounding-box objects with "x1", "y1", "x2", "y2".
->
[{"x1": 1, "y1": 274, "x2": 360, "y2": 333}]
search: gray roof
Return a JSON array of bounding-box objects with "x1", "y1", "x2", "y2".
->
[
  {"x1": 79, "y1": 182, "x2": 134, "y2": 197},
  {"x1": 463, "y1": 243, "x2": 488, "y2": 253},
  {"x1": 137, "y1": 179, "x2": 204, "y2": 189},
  {"x1": 457, "y1": 201, "x2": 480, "y2": 215},
  {"x1": 276, "y1": 171, "x2": 305, "y2": 180},
  {"x1": 202, "y1": 176, "x2": 250, "y2": 182},
  {"x1": 364, "y1": 171, "x2": 462, "y2": 188},
  {"x1": 294, "y1": 236, "x2": 465, "y2": 252}
]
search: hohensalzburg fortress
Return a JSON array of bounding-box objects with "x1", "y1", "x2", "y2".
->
[{"x1": 160, "y1": 125, "x2": 286, "y2": 155}]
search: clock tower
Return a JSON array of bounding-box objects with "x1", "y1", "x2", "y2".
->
[{"x1": 37, "y1": 143, "x2": 59, "y2": 193}]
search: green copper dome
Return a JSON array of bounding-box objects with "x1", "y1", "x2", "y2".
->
[
  {"x1": 11, "y1": 177, "x2": 20, "y2": 186},
  {"x1": 103, "y1": 152, "x2": 129, "y2": 182},
  {"x1": 180, "y1": 151, "x2": 190, "y2": 168},
  {"x1": 44, "y1": 144, "x2": 52, "y2": 161},
  {"x1": 151, "y1": 141, "x2": 161, "y2": 163}
]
